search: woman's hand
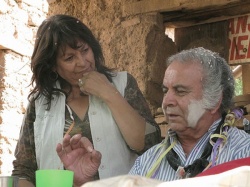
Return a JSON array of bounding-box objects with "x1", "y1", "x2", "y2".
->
[
  {"x1": 56, "y1": 134, "x2": 101, "y2": 186},
  {"x1": 79, "y1": 71, "x2": 146, "y2": 151},
  {"x1": 78, "y1": 71, "x2": 115, "y2": 98}
]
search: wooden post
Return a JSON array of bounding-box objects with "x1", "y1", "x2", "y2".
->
[{"x1": 242, "y1": 64, "x2": 250, "y2": 94}]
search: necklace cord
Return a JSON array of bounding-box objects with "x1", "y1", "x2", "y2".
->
[
  {"x1": 145, "y1": 110, "x2": 240, "y2": 179},
  {"x1": 182, "y1": 113, "x2": 227, "y2": 177},
  {"x1": 148, "y1": 113, "x2": 226, "y2": 179},
  {"x1": 146, "y1": 138, "x2": 177, "y2": 178}
]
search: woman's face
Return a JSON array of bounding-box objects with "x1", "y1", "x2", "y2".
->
[{"x1": 55, "y1": 41, "x2": 95, "y2": 86}]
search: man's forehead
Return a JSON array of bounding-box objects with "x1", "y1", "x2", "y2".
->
[
  {"x1": 164, "y1": 68, "x2": 177, "y2": 80},
  {"x1": 164, "y1": 62, "x2": 203, "y2": 85}
]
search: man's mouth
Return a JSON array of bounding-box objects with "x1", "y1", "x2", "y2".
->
[{"x1": 166, "y1": 113, "x2": 179, "y2": 120}]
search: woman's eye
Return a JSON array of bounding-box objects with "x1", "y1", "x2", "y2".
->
[
  {"x1": 65, "y1": 56, "x2": 73, "y2": 61},
  {"x1": 82, "y1": 47, "x2": 89, "y2": 52}
]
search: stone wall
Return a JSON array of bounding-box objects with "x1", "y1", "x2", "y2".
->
[{"x1": 0, "y1": 0, "x2": 48, "y2": 175}]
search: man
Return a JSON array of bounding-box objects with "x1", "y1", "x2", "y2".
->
[
  {"x1": 50, "y1": 47, "x2": 249, "y2": 186},
  {"x1": 128, "y1": 47, "x2": 250, "y2": 181}
]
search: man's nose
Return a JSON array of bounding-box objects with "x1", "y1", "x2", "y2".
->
[{"x1": 162, "y1": 91, "x2": 176, "y2": 107}]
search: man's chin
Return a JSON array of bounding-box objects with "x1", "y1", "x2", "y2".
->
[
  {"x1": 168, "y1": 122, "x2": 187, "y2": 131},
  {"x1": 187, "y1": 123, "x2": 198, "y2": 128},
  {"x1": 168, "y1": 122, "x2": 179, "y2": 129}
]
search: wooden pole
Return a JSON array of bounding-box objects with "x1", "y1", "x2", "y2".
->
[{"x1": 242, "y1": 64, "x2": 250, "y2": 94}]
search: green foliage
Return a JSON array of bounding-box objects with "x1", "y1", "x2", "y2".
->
[{"x1": 235, "y1": 77, "x2": 243, "y2": 96}]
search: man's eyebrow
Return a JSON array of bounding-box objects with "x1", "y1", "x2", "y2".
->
[
  {"x1": 173, "y1": 84, "x2": 186, "y2": 88},
  {"x1": 162, "y1": 84, "x2": 191, "y2": 91}
]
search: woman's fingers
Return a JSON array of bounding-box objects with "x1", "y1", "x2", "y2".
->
[
  {"x1": 57, "y1": 134, "x2": 97, "y2": 161},
  {"x1": 61, "y1": 134, "x2": 73, "y2": 153},
  {"x1": 91, "y1": 149, "x2": 102, "y2": 165},
  {"x1": 78, "y1": 72, "x2": 90, "y2": 93},
  {"x1": 56, "y1": 143, "x2": 64, "y2": 157},
  {"x1": 70, "y1": 134, "x2": 94, "y2": 152}
]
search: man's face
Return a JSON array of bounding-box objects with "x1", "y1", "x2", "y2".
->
[{"x1": 162, "y1": 60, "x2": 205, "y2": 132}]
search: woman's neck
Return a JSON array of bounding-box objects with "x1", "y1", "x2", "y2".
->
[{"x1": 66, "y1": 87, "x2": 87, "y2": 101}]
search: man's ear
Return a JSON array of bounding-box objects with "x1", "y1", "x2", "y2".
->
[{"x1": 210, "y1": 95, "x2": 223, "y2": 114}]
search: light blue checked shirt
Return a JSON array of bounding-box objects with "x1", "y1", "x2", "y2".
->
[{"x1": 129, "y1": 118, "x2": 250, "y2": 182}]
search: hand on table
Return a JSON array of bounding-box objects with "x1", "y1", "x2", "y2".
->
[{"x1": 56, "y1": 134, "x2": 101, "y2": 187}]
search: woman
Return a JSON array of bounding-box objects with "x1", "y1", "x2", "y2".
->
[{"x1": 12, "y1": 14, "x2": 161, "y2": 186}]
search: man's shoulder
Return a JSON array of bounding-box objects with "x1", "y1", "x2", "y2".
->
[
  {"x1": 227, "y1": 127, "x2": 250, "y2": 147},
  {"x1": 228, "y1": 127, "x2": 250, "y2": 138},
  {"x1": 139, "y1": 142, "x2": 165, "y2": 159}
]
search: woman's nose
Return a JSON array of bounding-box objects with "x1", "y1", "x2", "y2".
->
[{"x1": 76, "y1": 52, "x2": 86, "y2": 66}]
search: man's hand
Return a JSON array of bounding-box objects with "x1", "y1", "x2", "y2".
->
[{"x1": 56, "y1": 134, "x2": 101, "y2": 186}]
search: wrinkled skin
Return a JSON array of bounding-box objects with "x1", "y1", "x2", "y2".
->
[{"x1": 56, "y1": 134, "x2": 101, "y2": 187}]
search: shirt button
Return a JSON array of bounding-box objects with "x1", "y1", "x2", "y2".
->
[
  {"x1": 91, "y1": 111, "x2": 97, "y2": 115},
  {"x1": 96, "y1": 137, "x2": 101, "y2": 142},
  {"x1": 100, "y1": 165, "x2": 105, "y2": 170}
]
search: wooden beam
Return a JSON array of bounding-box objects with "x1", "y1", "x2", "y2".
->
[
  {"x1": 122, "y1": 0, "x2": 242, "y2": 17},
  {"x1": 163, "y1": 2, "x2": 250, "y2": 28}
]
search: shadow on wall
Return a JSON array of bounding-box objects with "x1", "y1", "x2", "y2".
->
[{"x1": 145, "y1": 25, "x2": 177, "y2": 115}]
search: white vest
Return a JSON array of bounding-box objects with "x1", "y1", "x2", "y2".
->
[{"x1": 34, "y1": 71, "x2": 138, "y2": 178}]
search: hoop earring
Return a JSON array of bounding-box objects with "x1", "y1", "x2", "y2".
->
[{"x1": 50, "y1": 71, "x2": 58, "y2": 81}]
